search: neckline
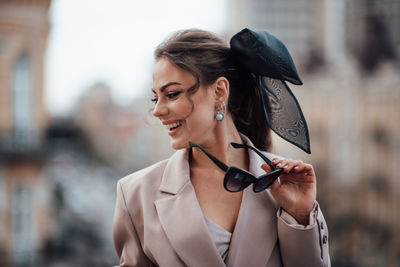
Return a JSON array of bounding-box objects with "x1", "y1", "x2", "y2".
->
[{"x1": 204, "y1": 215, "x2": 233, "y2": 235}]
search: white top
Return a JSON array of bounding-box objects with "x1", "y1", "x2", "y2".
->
[
  {"x1": 204, "y1": 216, "x2": 232, "y2": 262},
  {"x1": 203, "y1": 204, "x2": 318, "y2": 263}
]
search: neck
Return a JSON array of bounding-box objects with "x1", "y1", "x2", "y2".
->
[{"x1": 189, "y1": 114, "x2": 249, "y2": 173}]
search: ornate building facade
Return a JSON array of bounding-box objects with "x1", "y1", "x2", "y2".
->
[{"x1": 0, "y1": 0, "x2": 51, "y2": 265}]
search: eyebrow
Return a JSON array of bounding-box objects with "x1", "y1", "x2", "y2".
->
[{"x1": 152, "y1": 82, "x2": 181, "y2": 94}]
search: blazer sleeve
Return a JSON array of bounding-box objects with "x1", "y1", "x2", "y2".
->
[
  {"x1": 277, "y1": 202, "x2": 331, "y2": 267},
  {"x1": 112, "y1": 181, "x2": 152, "y2": 267}
]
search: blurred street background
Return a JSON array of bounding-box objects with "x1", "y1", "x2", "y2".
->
[{"x1": 0, "y1": 0, "x2": 399, "y2": 266}]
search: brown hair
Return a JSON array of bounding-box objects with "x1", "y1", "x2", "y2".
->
[{"x1": 154, "y1": 29, "x2": 272, "y2": 151}]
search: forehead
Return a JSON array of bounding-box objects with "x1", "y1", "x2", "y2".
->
[{"x1": 152, "y1": 58, "x2": 196, "y2": 91}]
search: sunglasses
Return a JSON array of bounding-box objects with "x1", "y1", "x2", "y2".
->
[{"x1": 189, "y1": 142, "x2": 283, "y2": 193}]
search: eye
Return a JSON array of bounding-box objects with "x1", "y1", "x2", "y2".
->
[
  {"x1": 166, "y1": 91, "x2": 181, "y2": 99},
  {"x1": 151, "y1": 97, "x2": 158, "y2": 103}
]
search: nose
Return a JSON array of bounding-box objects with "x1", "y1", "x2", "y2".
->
[{"x1": 152, "y1": 100, "x2": 169, "y2": 118}]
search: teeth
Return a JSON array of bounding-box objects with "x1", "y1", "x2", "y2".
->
[{"x1": 166, "y1": 121, "x2": 182, "y2": 130}]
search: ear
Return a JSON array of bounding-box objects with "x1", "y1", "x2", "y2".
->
[{"x1": 213, "y1": 77, "x2": 230, "y2": 103}]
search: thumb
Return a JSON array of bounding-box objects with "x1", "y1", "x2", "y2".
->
[
  {"x1": 261, "y1": 163, "x2": 272, "y2": 173},
  {"x1": 270, "y1": 176, "x2": 280, "y2": 193}
]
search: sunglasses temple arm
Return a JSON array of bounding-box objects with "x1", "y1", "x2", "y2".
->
[
  {"x1": 189, "y1": 142, "x2": 229, "y2": 172},
  {"x1": 230, "y1": 143, "x2": 276, "y2": 168}
]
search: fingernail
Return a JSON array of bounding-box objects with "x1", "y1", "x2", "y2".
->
[
  {"x1": 294, "y1": 166, "x2": 299, "y2": 169},
  {"x1": 272, "y1": 159, "x2": 276, "y2": 163},
  {"x1": 284, "y1": 165, "x2": 289, "y2": 169},
  {"x1": 277, "y1": 163, "x2": 282, "y2": 167}
]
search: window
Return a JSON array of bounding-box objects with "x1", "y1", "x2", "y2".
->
[
  {"x1": 12, "y1": 184, "x2": 34, "y2": 264},
  {"x1": 13, "y1": 55, "x2": 34, "y2": 145}
]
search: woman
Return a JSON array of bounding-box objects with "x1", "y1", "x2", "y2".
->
[{"x1": 112, "y1": 28, "x2": 330, "y2": 267}]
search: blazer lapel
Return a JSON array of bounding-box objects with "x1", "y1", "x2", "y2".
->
[
  {"x1": 226, "y1": 135, "x2": 279, "y2": 267},
  {"x1": 154, "y1": 149, "x2": 225, "y2": 267}
]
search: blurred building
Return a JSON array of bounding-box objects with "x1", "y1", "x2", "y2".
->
[
  {"x1": 228, "y1": 0, "x2": 400, "y2": 68},
  {"x1": 228, "y1": 0, "x2": 327, "y2": 65},
  {"x1": 41, "y1": 119, "x2": 120, "y2": 266},
  {"x1": 298, "y1": 62, "x2": 400, "y2": 267},
  {"x1": 0, "y1": 0, "x2": 51, "y2": 265},
  {"x1": 0, "y1": 0, "x2": 50, "y2": 144},
  {"x1": 0, "y1": 1, "x2": 120, "y2": 266},
  {"x1": 347, "y1": 0, "x2": 400, "y2": 71}
]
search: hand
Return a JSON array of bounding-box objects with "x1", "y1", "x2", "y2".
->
[{"x1": 261, "y1": 158, "x2": 316, "y2": 225}]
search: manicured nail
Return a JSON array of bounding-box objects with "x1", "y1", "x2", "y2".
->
[
  {"x1": 277, "y1": 163, "x2": 282, "y2": 167},
  {"x1": 272, "y1": 159, "x2": 276, "y2": 163},
  {"x1": 284, "y1": 165, "x2": 289, "y2": 168},
  {"x1": 294, "y1": 166, "x2": 299, "y2": 169}
]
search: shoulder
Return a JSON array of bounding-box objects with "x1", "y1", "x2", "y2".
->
[
  {"x1": 115, "y1": 158, "x2": 172, "y2": 222},
  {"x1": 117, "y1": 158, "x2": 169, "y2": 198}
]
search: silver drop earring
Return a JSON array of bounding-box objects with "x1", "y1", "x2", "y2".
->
[{"x1": 215, "y1": 102, "x2": 225, "y2": 121}]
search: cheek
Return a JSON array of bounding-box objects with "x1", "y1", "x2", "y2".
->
[
  {"x1": 186, "y1": 102, "x2": 215, "y2": 132},
  {"x1": 195, "y1": 106, "x2": 215, "y2": 122},
  {"x1": 173, "y1": 97, "x2": 194, "y2": 117}
]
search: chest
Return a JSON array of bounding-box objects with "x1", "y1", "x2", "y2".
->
[{"x1": 190, "y1": 169, "x2": 243, "y2": 233}]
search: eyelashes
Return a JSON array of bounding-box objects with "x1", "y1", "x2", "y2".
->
[
  {"x1": 166, "y1": 91, "x2": 181, "y2": 99},
  {"x1": 151, "y1": 91, "x2": 182, "y2": 103}
]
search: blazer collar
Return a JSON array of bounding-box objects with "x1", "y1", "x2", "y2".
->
[
  {"x1": 226, "y1": 134, "x2": 279, "y2": 266},
  {"x1": 158, "y1": 148, "x2": 190, "y2": 194},
  {"x1": 155, "y1": 148, "x2": 225, "y2": 266},
  {"x1": 155, "y1": 134, "x2": 278, "y2": 266}
]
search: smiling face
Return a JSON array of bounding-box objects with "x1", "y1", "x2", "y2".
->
[{"x1": 152, "y1": 58, "x2": 218, "y2": 150}]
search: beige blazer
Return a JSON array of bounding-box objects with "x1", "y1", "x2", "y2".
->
[{"x1": 112, "y1": 136, "x2": 331, "y2": 267}]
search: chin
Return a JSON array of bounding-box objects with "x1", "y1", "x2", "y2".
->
[{"x1": 170, "y1": 139, "x2": 189, "y2": 150}]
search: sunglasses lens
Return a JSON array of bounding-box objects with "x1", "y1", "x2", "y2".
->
[
  {"x1": 225, "y1": 168, "x2": 252, "y2": 192},
  {"x1": 254, "y1": 170, "x2": 281, "y2": 192}
]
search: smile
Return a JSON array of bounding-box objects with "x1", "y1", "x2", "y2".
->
[{"x1": 165, "y1": 121, "x2": 183, "y2": 131}]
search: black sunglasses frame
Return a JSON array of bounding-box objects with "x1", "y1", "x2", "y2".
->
[{"x1": 189, "y1": 141, "x2": 283, "y2": 193}]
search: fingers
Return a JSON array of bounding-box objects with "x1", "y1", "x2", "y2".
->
[
  {"x1": 271, "y1": 158, "x2": 313, "y2": 175},
  {"x1": 271, "y1": 158, "x2": 299, "y2": 173},
  {"x1": 261, "y1": 163, "x2": 273, "y2": 173},
  {"x1": 263, "y1": 162, "x2": 280, "y2": 192}
]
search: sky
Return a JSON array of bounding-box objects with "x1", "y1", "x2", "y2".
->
[{"x1": 45, "y1": 0, "x2": 228, "y2": 116}]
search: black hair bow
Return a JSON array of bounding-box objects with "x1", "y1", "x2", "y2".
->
[{"x1": 230, "y1": 28, "x2": 311, "y2": 154}]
